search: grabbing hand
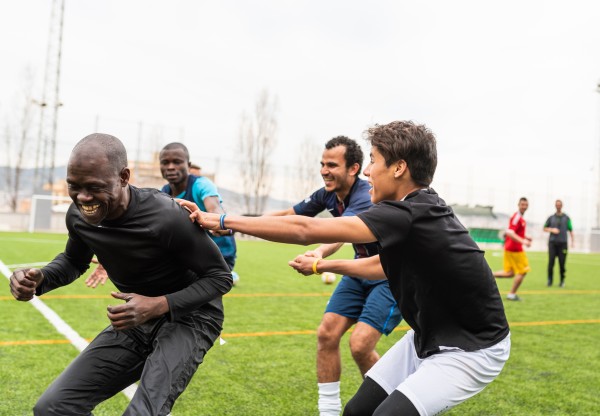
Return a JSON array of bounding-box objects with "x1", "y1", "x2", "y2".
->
[
  {"x1": 176, "y1": 198, "x2": 199, "y2": 214},
  {"x1": 107, "y1": 292, "x2": 169, "y2": 331},
  {"x1": 85, "y1": 259, "x2": 109, "y2": 288},
  {"x1": 176, "y1": 198, "x2": 223, "y2": 230},
  {"x1": 9, "y1": 268, "x2": 44, "y2": 301},
  {"x1": 289, "y1": 254, "x2": 321, "y2": 276}
]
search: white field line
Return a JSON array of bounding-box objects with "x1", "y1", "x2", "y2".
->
[
  {"x1": 0, "y1": 259, "x2": 137, "y2": 401},
  {"x1": 5, "y1": 262, "x2": 49, "y2": 268}
]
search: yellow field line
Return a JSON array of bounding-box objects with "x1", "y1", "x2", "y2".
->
[
  {"x1": 0, "y1": 292, "x2": 334, "y2": 301},
  {"x1": 2, "y1": 319, "x2": 599, "y2": 347},
  {"x1": 1, "y1": 289, "x2": 599, "y2": 301}
]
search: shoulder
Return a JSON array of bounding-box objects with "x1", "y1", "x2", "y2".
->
[
  {"x1": 306, "y1": 187, "x2": 330, "y2": 203},
  {"x1": 135, "y1": 187, "x2": 183, "y2": 218},
  {"x1": 193, "y1": 176, "x2": 218, "y2": 191},
  {"x1": 350, "y1": 179, "x2": 371, "y2": 197},
  {"x1": 346, "y1": 179, "x2": 373, "y2": 207}
]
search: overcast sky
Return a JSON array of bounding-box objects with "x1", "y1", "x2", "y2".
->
[{"x1": 1, "y1": 0, "x2": 600, "y2": 230}]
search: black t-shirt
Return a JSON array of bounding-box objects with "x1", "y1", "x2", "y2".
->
[
  {"x1": 37, "y1": 186, "x2": 232, "y2": 324},
  {"x1": 358, "y1": 188, "x2": 509, "y2": 358}
]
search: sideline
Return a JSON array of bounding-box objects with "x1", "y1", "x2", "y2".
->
[{"x1": 0, "y1": 259, "x2": 137, "y2": 401}]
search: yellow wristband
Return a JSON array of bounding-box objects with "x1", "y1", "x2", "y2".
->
[{"x1": 312, "y1": 258, "x2": 320, "y2": 275}]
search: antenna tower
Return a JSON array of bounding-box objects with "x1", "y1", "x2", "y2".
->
[{"x1": 33, "y1": 0, "x2": 65, "y2": 192}]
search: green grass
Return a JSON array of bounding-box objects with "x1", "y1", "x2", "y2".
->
[{"x1": 1, "y1": 231, "x2": 599, "y2": 415}]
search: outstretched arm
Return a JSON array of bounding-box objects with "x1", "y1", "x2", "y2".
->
[
  {"x1": 193, "y1": 210, "x2": 376, "y2": 246},
  {"x1": 289, "y1": 254, "x2": 386, "y2": 280}
]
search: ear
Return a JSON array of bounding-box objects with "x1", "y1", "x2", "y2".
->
[
  {"x1": 348, "y1": 162, "x2": 361, "y2": 177},
  {"x1": 393, "y1": 160, "x2": 407, "y2": 178},
  {"x1": 119, "y1": 167, "x2": 131, "y2": 186}
]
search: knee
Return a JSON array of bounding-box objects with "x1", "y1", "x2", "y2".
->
[
  {"x1": 344, "y1": 393, "x2": 380, "y2": 416},
  {"x1": 33, "y1": 393, "x2": 57, "y2": 416},
  {"x1": 317, "y1": 323, "x2": 341, "y2": 349},
  {"x1": 342, "y1": 397, "x2": 364, "y2": 416},
  {"x1": 349, "y1": 334, "x2": 372, "y2": 360},
  {"x1": 34, "y1": 388, "x2": 87, "y2": 416}
]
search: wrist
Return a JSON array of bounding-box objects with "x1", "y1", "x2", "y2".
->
[{"x1": 312, "y1": 258, "x2": 321, "y2": 275}]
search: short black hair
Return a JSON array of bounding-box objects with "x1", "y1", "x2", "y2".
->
[
  {"x1": 74, "y1": 133, "x2": 128, "y2": 174},
  {"x1": 161, "y1": 142, "x2": 190, "y2": 162},
  {"x1": 324, "y1": 136, "x2": 364, "y2": 172}
]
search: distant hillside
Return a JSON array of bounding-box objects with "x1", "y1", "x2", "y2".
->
[
  {"x1": 0, "y1": 165, "x2": 293, "y2": 214},
  {"x1": 0, "y1": 166, "x2": 67, "y2": 193}
]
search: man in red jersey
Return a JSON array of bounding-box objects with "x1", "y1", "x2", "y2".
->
[{"x1": 493, "y1": 197, "x2": 532, "y2": 301}]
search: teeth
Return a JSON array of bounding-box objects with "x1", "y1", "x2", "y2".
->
[{"x1": 81, "y1": 204, "x2": 100, "y2": 214}]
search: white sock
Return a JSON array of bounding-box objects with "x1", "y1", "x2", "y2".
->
[{"x1": 318, "y1": 381, "x2": 342, "y2": 416}]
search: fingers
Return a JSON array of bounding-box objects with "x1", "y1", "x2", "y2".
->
[
  {"x1": 86, "y1": 265, "x2": 109, "y2": 288},
  {"x1": 9, "y1": 269, "x2": 43, "y2": 301},
  {"x1": 176, "y1": 199, "x2": 199, "y2": 212},
  {"x1": 110, "y1": 291, "x2": 133, "y2": 301},
  {"x1": 189, "y1": 211, "x2": 201, "y2": 223},
  {"x1": 107, "y1": 308, "x2": 133, "y2": 330}
]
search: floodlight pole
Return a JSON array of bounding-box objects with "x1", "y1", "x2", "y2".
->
[{"x1": 597, "y1": 80, "x2": 600, "y2": 228}]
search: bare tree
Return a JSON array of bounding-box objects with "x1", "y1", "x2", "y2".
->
[
  {"x1": 3, "y1": 70, "x2": 36, "y2": 212},
  {"x1": 237, "y1": 89, "x2": 278, "y2": 214},
  {"x1": 294, "y1": 137, "x2": 323, "y2": 200}
]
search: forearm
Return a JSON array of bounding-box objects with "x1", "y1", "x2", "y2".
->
[
  {"x1": 314, "y1": 242, "x2": 345, "y2": 258},
  {"x1": 37, "y1": 253, "x2": 90, "y2": 295},
  {"x1": 317, "y1": 256, "x2": 386, "y2": 280},
  {"x1": 165, "y1": 268, "x2": 232, "y2": 321},
  {"x1": 221, "y1": 214, "x2": 372, "y2": 245}
]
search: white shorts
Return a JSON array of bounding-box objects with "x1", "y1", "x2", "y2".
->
[{"x1": 365, "y1": 330, "x2": 511, "y2": 416}]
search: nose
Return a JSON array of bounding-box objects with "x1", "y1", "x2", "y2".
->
[
  {"x1": 77, "y1": 189, "x2": 93, "y2": 203},
  {"x1": 363, "y1": 163, "x2": 372, "y2": 177}
]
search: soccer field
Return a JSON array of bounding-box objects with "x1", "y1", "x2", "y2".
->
[{"x1": 1, "y1": 232, "x2": 599, "y2": 415}]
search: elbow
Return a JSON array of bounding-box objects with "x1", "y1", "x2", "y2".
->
[{"x1": 294, "y1": 227, "x2": 316, "y2": 246}]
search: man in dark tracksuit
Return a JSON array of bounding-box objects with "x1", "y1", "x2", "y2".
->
[
  {"x1": 543, "y1": 199, "x2": 574, "y2": 287},
  {"x1": 9, "y1": 133, "x2": 232, "y2": 416}
]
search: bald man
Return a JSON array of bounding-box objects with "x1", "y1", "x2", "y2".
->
[{"x1": 9, "y1": 133, "x2": 232, "y2": 416}]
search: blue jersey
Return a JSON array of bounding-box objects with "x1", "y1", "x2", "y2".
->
[
  {"x1": 293, "y1": 178, "x2": 378, "y2": 259},
  {"x1": 161, "y1": 175, "x2": 236, "y2": 266}
]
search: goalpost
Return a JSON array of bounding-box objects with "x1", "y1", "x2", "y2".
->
[{"x1": 28, "y1": 194, "x2": 73, "y2": 233}]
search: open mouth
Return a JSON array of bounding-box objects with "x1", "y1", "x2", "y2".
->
[{"x1": 80, "y1": 204, "x2": 100, "y2": 216}]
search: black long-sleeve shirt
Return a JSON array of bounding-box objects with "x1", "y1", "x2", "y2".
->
[{"x1": 37, "y1": 186, "x2": 232, "y2": 323}]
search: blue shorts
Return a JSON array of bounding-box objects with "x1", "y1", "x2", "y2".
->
[{"x1": 325, "y1": 276, "x2": 402, "y2": 335}]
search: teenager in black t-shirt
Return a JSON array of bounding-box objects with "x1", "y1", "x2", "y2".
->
[
  {"x1": 9, "y1": 134, "x2": 232, "y2": 416},
  {"x1": 187, "y1": 121, "x2": 510, "y2": 415}
]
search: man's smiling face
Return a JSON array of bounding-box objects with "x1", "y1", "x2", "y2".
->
[{"x1": 66, "y1": 148, "x2": 129, "y2": 226}]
